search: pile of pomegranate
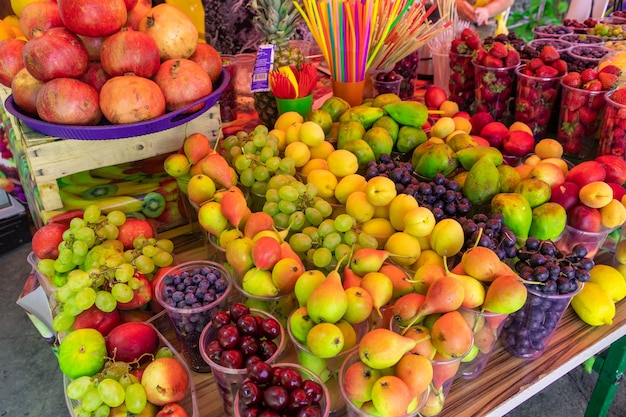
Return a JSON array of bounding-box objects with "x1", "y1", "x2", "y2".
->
[{"x1": 0, "y1": 0, "x2": 223, "y2": 126}]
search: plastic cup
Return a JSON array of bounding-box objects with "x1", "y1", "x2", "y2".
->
[
  {"x1": 599, "y1": 89, "x2": 626, "y2": 159},
  {"x1": 332, "y1": 80, "x2": 365, "y2": 107},
  {"x1": 566, "y1": 45, "x2": 611, "y2": 71},
  {"x1": 557, "y1": 81, "x2": 607, "y2": 159},
  {"x1": 448, "y1": 52, "x2": 475, "y2": 112},
  {"x1": 526, "y1": 38, "x2": 572, "y2": 55},
  {"x1": 457, "y1": 307, "x2": 509, "y2": 380},
  {"x1": 514, "y1": 64, "x2": 563, "y2": 138},
  {"x1": 371, "y1": 74, "x2": 404, "y2": 96},
  {"x1": 220, "y1": 54, "x2": 239, "y2": 123},
  {"x1": 393, "y1": 51, "x2": 421, "y2": 100},
  {"x1": 474, "y1": 62, "x2": 518, "y2": 122},
  {"x1": 532, "y1": 25, "x2": 574, "y2": 39},
  {"x1": 339, "y1": 350, "x2": 429, "y2": 417},
  {"x1": 287, "y1": 311, "x2": 370, "y2": 416},
  {"x1": 275, "y1": 94, "x2": 313, "y2": 117},
  {"x1": 554, "y1": 224, "x2": 616, "y2": 259},
  {"x1": 200, "y1": 309, "x2": 286, "y2": 416},
  {"x1": 500, "y1": 282, "x2": 583, "y2": 360},
  {"x1": 559, "y1": 33, "x2": 605, "y2": 45},
  {"x1": 431, "y1": 50, "x2": 451, "y2": 95},
  {"x1": 155, "y1": 261, "x2": 233, "y2": 373},
  {"x1": 363, "y1": 68, "x2": 391, "y2": 99},
  {"x1": 234, "y1": 363, "x2": 331, "y2": 417}
]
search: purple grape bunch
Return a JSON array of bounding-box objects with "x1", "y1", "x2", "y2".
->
[{"x1": 457, "y1": 213, "x2": 518, "y2": 261}]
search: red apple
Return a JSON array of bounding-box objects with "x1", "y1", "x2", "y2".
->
[
  {"x1": 595, "y1": 155, "x2": 626, "y2": 185},
  {"x1": 117, "y1": 217, "x2": 155, "y2": 249},
  {"x1": 149, "y1": 265, "x2": 176, "y2": 313},
  {"x1": 565, "y1": 160, "x2": 607, "y2": 188},
  {"x1": 141, "y1": 357, "x2": 189, "y2": 406},
  {"x1": 470, "y1": 111, "x2": 494, "y2": 135},
  {"x1": 106, "y1": 321, "x2": 160, "y2": 362},
  {"x1": 550, "y1": 181, "x2": 580, "y2": 212},
  {"x1": 119, "y1": 309, "x2": 155, "y2": 323},
  {"x1": 567, "y1": 204, "x2": 603, "y2": 232},
  {"x1": 479, "y1": 121, "x2": 508, "y2": 149},
  {"x1": 73, "y1": 305, "x2": 121, "y2": 336},
  {"x1": 156, "y1": 403, "x2": 189, "y2": 417},
  {"x1": 607, "y1": 182, "x2": 626, "y2": 201},
  {"x1": 453, "y1": 111, "x2": 471, "y2": 120},
  {"x1": 32, "y1": 223, "x2": 68, "y2": 260},
  {"x1": 503, "y1": 130, "x2": 535, "y2": 157},
  {"x1": 115, "y1": 272, "x2": 153, "y2": 310},
  {"x1": 530, "y1": 162, "x2": 565, "y2": 188},
  {"x1": 424, "y1": 86, "x2": 447, "y2": 109}
]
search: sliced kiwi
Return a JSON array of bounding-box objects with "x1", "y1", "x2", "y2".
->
[
  {"x1": 81, "y1": 184, "x2": 118, "y2": 200},
  {"x1": 141, "y1": 192, "x2": 166, "y2": 218}
]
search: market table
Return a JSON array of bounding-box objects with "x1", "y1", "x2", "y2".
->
[{"x1": 167, "y1": 243, "x2": 626, "y2": 417}]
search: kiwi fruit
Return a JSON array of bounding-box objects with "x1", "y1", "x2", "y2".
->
[
  {"x1": 81, "y1": 184, "x2": 118, "y2": 200},
  {"x1": 141, "y1": 192, "x2": 166, "y2": 218}
]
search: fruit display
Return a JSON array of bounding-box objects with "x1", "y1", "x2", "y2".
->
[
  {"x1": 559, "y1": 33, "x2": 605, "y2": 45},
  {"x1": 599, "y1": 87, "x2": 626, "y2": 158},
  {"x1": 564, "y1": 44, "x2": 611, "y2": 72},
  {"x1": 521, "y1": 38, "x2": 572, "y2": 62},
  {"x1": 532, "y1": 24, "x2": 574, "y2": 39},
  {"x1": 589, "y1": 22, "x2": 626, "y2": 40},
  {"x1": 371, "y1": 70, "x2": 403, "y2": 96}
]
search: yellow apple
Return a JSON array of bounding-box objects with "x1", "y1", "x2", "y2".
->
[
  {"x1": 384, "y1": 231, "x2": 422, "y2": 266},
  {"x1": 431, "y1": 117, "x2": 456, "y2": 139},
  {"x1": 403, "y1": 206, "x2": 436, "y2": 237},
  {"x1": 365, "y1": 176, "x2": 397, "y2": 207},
  {"x1": 345, "y1": 191, "x2": 375, "y2": 223},
  {"x1": 600, "y1": 199, "x2": 626, "y2": 228},
  {"x1": 306, "y1": 169, "x2": 338, "y2": 200},
  {"x1": 299, "y1": 121, "x2": 326, "y2": 147},
  {"x1": 579, "y1": 181, "x2": 614, "y2": 209},
  {"x1": 388, "y1": 194, "x2": 420, "y2": 231},
  {"x1": 335, "y1": 174, "x2": 367, "y2": 204},
  {"x1": 326, "y1": 149, "x2": 359, "y2": 178}
]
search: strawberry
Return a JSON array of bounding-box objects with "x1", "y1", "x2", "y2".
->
[
  {"x1": 521, "y1": 67, "x2": 535, "y2": 76},
  {"x1": 489, "y1": 42, "x2": 508, "y2": 58},
  {"x1": 551, "y1": 59, "x2": 568, "y2": 76},
  {"x1": 460, "y1": 28, "x2": 476, "y2": 40},
  {"x1": 465, "y1": 35, "x2": 481, "y2": 51},
  {"x1": 473, "y1": 48, "x2": 487, "y2": 65},
  {"x1": 483, "y1": 54, "x2": 504, "y2": 68},
  {"x1": 578, "y1": 107, "x2": 598, "y2": 124},
  {"x1": 611, "y1": 88, "x2": 626, "y2": 105},
  {"x1": 585, "y1": 80, "x2": 603, "y2": 91},
  {"x1": 539, "y1": 45, "x2": 560, "y2": 64},
  {"x1": 562, "y1": 72, "x2": 582, "y2": 88},
  {"x1": 599, "y1": 72, "x2": 619, "y2": 90},
  {"x1": 535, "y1": 65, "x2": 559, "y2": 78},
  {"x1": 527, "y1": 58, "x2": 544, "y2": 72},
  {"x1": 450, "y1": 38, "x2": 465, "y2": 54},
  {"x1": 599, "y1": 64, "x2": 621, "y2": 76},
  {"x1": 581, "y1": 68, "x2": 598, "y2": 84},
  {"x1": 566, "y1": 92, "x2": 587, "y2": 111},
  {"x1": 504, "y1": 49, "x2": 520, "y2": 67}
]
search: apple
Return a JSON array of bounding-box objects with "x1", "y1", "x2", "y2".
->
[
  {"x1": 115, "y1": 272, "x2": 153, "y2": 310},
  {"x1": 117, "y1": 218, "x2": 155, "y2": 250},
  {"x1": 403, "y1": 206, "x2": 437, "y2": 237},
  {"x1": 453, "y1": 111, "x2": 471, "y2": 120},
  {"x1": 503, "y1": 130, "x2": 535, "y2": 157},
  {"x1": 424, "y1": 86, "x2": 447, "y2": 109},
  {"x1": 550, "y1": 181, "x2": 580, "y2": 212},
  {"x1": 479, "y1": 121, "x2": 508, "y2": 149},
  {"x1": 73, "y1": 305, "x2": 121, "y2": 336},
  {"x1": 567, "y1": 204, "x2": 603, "y2": 232},
  {"x1": 470, "y1": 111, "x2": 494, "y2": 135},
  {"x1": 106, "y1": 322, "x2": 160, "y2": 362},
  {"x1": 579, "y1": 181, "x2": 614, "y2": 209},
  {"x1": 156, "y1": 403, "x2": 189, "y2": 417},
  {"x1": 141, "y1": 357, "x2": 189, "y2": 406},
  {"x1": 365, "y1": 176, "x2": 398, "y2": 207},
  {"x1": 529, "y1": 162, "x2": 565, "y2": 188},
  {"x1": 32, "y1": 222, "x2": 68, "y2": 260},
  {"x1": 149, "y1": 265, "x2": 176, "y2": 313},
  {"x1": 565, "y1": 160, "x2": 607, "y2": 188},
  {"x1": 608, "y1": 182, "x2": 626, "y2": 201},
  {"x1": 595, "y1": 155, "x2": 626, "y2": 184}
]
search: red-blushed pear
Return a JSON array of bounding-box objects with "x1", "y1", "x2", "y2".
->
[
  {"x1": 251, "y1": 236, "x2": 282, "y2": 270},
  {"x1": 116, "y1": 272, "x2": 153, "y2": 310},
  {"x1": 350, "y1": 247, "x2": 391, "y2": 276},
  {"x1": 402, "y1": 324, "x2": 437, "y2": 359},
  {"x1": 360, "y1": 272, "x2": 394, "y2": 318},
  {"x1": 220, "y1": 189, "x2": 251, "y2": 229},
  {"x1": 529, "y1": 161, "x2": 565, "y2": 188},
  {"x1": 294, "y1": 269, "x2": 326, "y2": 307},
  {"x1": 271, "y1": 257, "x2": 304, "y2": 294},
  {"x1": 395, "y1": 353, "x2": 434, "y2": 398},
  {"x1": 141, "y1": 357, "x2": 189, "y2": 406},
  {"x1": 307, "y1": 261, "x2": 348, "y2": 324},
  {"x1": 198, "y1": 201, "x2": 229, "y2": 238},
  {"x1": 565, "y1": 160, "x2": 607, "y2": 188},
  {"x1": 359, "y1": 328, "x2": 417, "y2": 369},
  {"x1": 550, "y1": 181, "x2": 580, "y2": 211},
  {"x1": 280, "y1": 241, "x2": 304, "y2": 269},
  {"x1": 579, "y1": 181, "x2": 614, "y2": 209},
  {"x1": 225, "y1": 236, "x2": 254, "y2": 277},
  {"x1": 183, "y1": 132, "x2": 212, "y2": 164},
  {"x1": 595, "y1": 154, "x2": 626, "y2": 184},
  {"x1": 155, "y1": 403, "x2": 188, "y2": 417},
  {"x1": 32, "y1": 222, "x2": 68, "y2": 259},
  {"x1": 371, "y1": 375, "x2": 414, "y2": 417},
  {"x1": 105, "y1": 322, "x2": 160, "y2": 362},
  {"x1": 73, "y1": 305, "x2": 121, "y2": 336},
  {"x1": 343, "y1": 286, "x2": 374, "y2": 324},
  {"x1": 431, "y1": 352, "x2": 461, "y2": 390},
  {"x1": 343, "y1": 266, "x2": 363, "y2": 289},
  {"x1": 117, "y1": 218, "x2": 155, "y2": 249},
  {"x1": 469, "y1": 111, "x2": 494, "y2": 135},
  {"x1": 243, "y1": 211, "x2": 275, "y2": 239},
  {"x1": 378, "y1": 263, "x2": 414, "y2": 298},
  {"x1": 568, "y1": 204, "x2": 603, "y2": 232},
  {"x1": 201, "y1": 152, "x2": 234, "y2": 188},
  {"x1": 410, "y1": 263, "x2": 446, "y2": 295},
  {"x1": 342, "y1": 359, "x2": 382, "y2": 404},
  {"x1": 482, "y1": 275, "x2": 528, "y2": 315},
  {"x1": 430, "y1": 310, "x2": 474, "y2": 358},
  {"x1": 392, "y1": 293, "x2": 426, "y2": 326}
]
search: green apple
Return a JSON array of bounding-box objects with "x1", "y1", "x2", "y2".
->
[{"x1": 58, "y1": 328, "x2": 107, "y2": 379}]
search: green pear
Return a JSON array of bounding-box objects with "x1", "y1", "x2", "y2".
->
[
  {"x1": 297, "y1": 349, "x2": 331, "y2": 382},
  {"x1": 514, "y1": 178, "x2": 552, "y2": 208},
  {"x1": 289, "y1": 306, "x2": 315, "y2": 343},
  {"x1": 497, "y1": 164, "x2": 521, "y2": 193},
  {"x1": 491, "y1": 192, "x2": 532, "y2": 240},
  {"x1": 294, "y1": 269, "x2": 326, "y2": 307},
  {"x1": 463, "y1": 154, "x2": 500, "y2": 205},
  {"x1": 482, "y1": 275, "x2": 528, "y2": 315},
  {"x1": 225, "y1": 237, "x2": 254, "y2": 278},
  {"x1": 306, "y1": 322, "x2": 345, "y2": 358},
  {"x1": 359, "y1": 328, "x2": 416, "y2": 369},
  {"x1": 395, "y1": 126, "x2": 428, "y2": 154},
  {"x1": 306, "y1": 267, "x2": 348, "y2": 324},
  {"x1": 241, "y1": 268, "x2": 279, "y2": 297},
  {"x1": 529, "y1": 202, "x2": 567, "y2": 241}
]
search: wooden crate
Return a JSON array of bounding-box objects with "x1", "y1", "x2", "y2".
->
[{"x1": 1, "y1": 86, "x2": 221, "y2": 211}]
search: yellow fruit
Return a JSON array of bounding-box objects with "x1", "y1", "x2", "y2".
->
[
  {"x1": 509, "y1": 121, "x2": 534, "y2": 136},
  {"x1": 268, "y1": 129, "x2": 287, "y2": 151},
  {"x1": 275, "y1": 111, "x2": 304, "y2": 131},
  {"x1": 534, "y1": 138, "x2": 563, "y2": 159},
  {"x1": 453, "y1": 116, "x2": 472, "y2": 134},
  {"x1": 326, "y1": 149, "x2": 358, "y2": 178},
  {"x1": 571, "y1": 282, "x2": 615, "y2": 326},
  {"x1": 309, "y1": 140, "x2": 335, "y2": 160},
  {"x1": 438, "y1": 100, "x2": 459, "y2": 117},
  {"x1": 284, "y1": 141, "x2": 311, "y2": 167},
  {"x1": 431, "y1": 117, "x2": 456, "y2": 139},
  {"x1": 299, "y1": 120, "x2": 325, "y2": 147},
  {"x1": 0, "y1": 21, "x2": 15, "y2": 42},
  {"x1": 300, "y1": 158, "x2": 328, "y2": 177},
  {"x1": 10, "y1": 0, "x2": 40, "y2": 17},
  {"x1": 588, "y1": 264, "x2": 626, "y2": 302}
]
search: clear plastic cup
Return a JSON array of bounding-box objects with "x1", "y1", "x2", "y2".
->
[
  {"x1": 555, "y1": 224, "x2": 616, "y2": 259},
  {"x1": 448, "y1": 52, "x2": 475, "y2": 113},
  {"x1": 474, "y1": 62, "x2": 518, "y2": 121},
  {"x1": 599, "y1": 89, "x2": 626, "y2": 158},
  {"x1": 371, "y1": 73, "x2": 404, "y2": 96},
  {"x1": 515, "y1": 64, "x2": 563, "y2": 138}
]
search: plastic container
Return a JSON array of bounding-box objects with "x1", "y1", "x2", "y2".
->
[
  {"x1": 500, "y1": 282, "x2": 583, "y2": 360},
  {"x1": 559, "y1": 33, "x2": 605, "y2": 45},
  {"x1": 393, "y1": 50, "x2": 421, "y2": 100},
  {"x1": 448, "y1": 52, "x2": 475, "y2": 113},
  {"x1": 199, "y1": 308, "x2": 286, "y2": 416},
  {"x1": 555, "y1": 224, "x2": 617, "y2": 259},
  {"x1": 533, "y1": 25, "x2": 574, "y2": 39},
  {"x1": 599, "y1": 89, "x2": 626, "y2": 158},
  {"x1": 26, "y1": 251, "x2": 57, "y2": 296},
  {"x1": 371, "y1": 73, "x2": 404, "y2": 96},
  {"x1": 155, "y1": 261, "x2": 233, "y2": 372},
  {"x1": 473, "y1": 62, "x2": 518, "y2": 122},
  {"x1": 566, "y1": 45, "x2": 611, "y2": 70},
  {"x1": 526, "y1": 38, "x2": 572, "y2": 54}
]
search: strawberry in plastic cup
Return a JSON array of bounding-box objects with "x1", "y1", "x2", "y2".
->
[
  {"x1": 448, "y1": 28, "x2": 482, "y2": 112},
  {"x1": 599, "y1": 87, "x2": 626, "y2": 159}
]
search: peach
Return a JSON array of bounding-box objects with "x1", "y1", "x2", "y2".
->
[
  {"x1": 568, "y1": 204, "x2": 602, "y2": 232},
  {"x1": 534, "y1": 138, "x2": 564, "y2": 159},
  {"x1": 579, "y1": 181, "x2": 614, "y2": 209},
  {"x1": 565, "y1": 160, "x2": 607, "y2": 188},
  {"x1": 529, "y1": 162, "x2": 565, "y2": 188},
  {"x1": 600, "y1": 199, "x2": 626, "y2": 229},
  {"x1": 424, "y1": 86, "x2": 447, "y2": 109},
  {"x1": 503, "y1": 130, "x2": 535, "y2": 157},
  {"x1": 479, "y1": 121, "x2": 509, "y2": 149},
  {"x1": 470, "y1": 111, "x2": 494, "y2": 135}
]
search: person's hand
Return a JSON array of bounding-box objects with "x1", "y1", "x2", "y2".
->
[
  {"x1": 474, "y1": 7, "x2": 489, "y2": 25},
  {"x1": 456, "y1": 0, "x2": 477, "y2": 22}
]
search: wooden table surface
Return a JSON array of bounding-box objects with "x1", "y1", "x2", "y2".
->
[{"x1": 171, "y1": 241, "x2": 626, "y2": 417}]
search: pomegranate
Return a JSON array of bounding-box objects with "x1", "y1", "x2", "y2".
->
[
  {"x1": 58, "y1": 0, "x2": 127, "y2": 38},
  {"x1": 22, "y1": 27, "x2": 89, "y2": 82},
  {"x1": 100, "y1": 75, "x2": 165, "y2": 124},
  {"x1": 11, "y1": 68, "x2": 44, "y2": 115},
  {"x1": 122, "y1": 0, "x2": 139, "y2": 11},
  {"x1": 126, "y1": 0, "x2": 152, "y2": 30},
  {"x1": 0, "y1": 38, "x2": 26, "y2": 87},
  {"x1": 189, "y1": 42, "x2": 223, "y2": 83},
  {"x1": 19, "y1": 1, "x2": 64, "y2": 40},
  {"x1": 100, "y1": 28, "x2": 160, "y2": 77},
  {"x1": 153, "y1": 59, "x2": 213, "y2": 112},
  {"x1": 79, "y1": 62, "x2": 112, "y2": 92},
  {"x1": 36, "y1": 78, "x2": 102, "y2": 125},
  {"x1": 77, "y1": 35, "x2": 105, "y2": 61},
  {"x1": 138, "y1": 3, "x2": 198, "y2": 60}
]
